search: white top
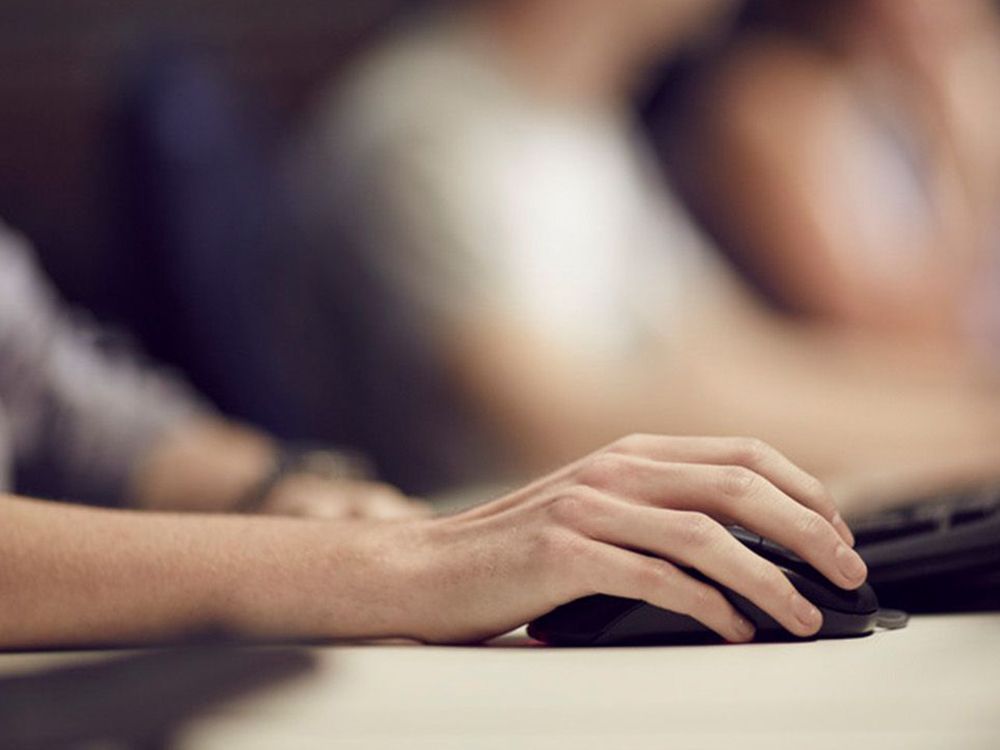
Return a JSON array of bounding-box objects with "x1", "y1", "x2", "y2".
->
[{"x1": 300, "y1": 17, "x2": 717, "y2": 490}]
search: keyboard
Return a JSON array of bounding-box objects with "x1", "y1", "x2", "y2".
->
[{"x1": 853, "y1": 484, "x2": 1000, "y2": 612}]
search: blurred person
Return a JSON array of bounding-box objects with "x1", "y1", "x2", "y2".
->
[
  {"x1": 672, "y1": 0, "x2": 1000, "y2": 345},
  {"x1": 0, "y1": 218, "x2": 870, "y2": 649},
  {"x1": 0, "y1": 218, "x2": 426, "y2": 521},
  {"x1": 295, "y1": 0, "x2": 1000, "y2": 511}
]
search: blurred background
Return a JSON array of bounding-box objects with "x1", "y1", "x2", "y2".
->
[
  {"x1": 3, "y1": 0, "x2": 999, "y2": 497},
  {"x1": 0, "y1": 0, "x2": 405, "y2": 325},
  {"x1": 0, "y1": 0, "x2": 415, "y2": 468}
]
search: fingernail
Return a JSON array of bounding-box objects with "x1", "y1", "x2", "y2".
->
[
  {"x1": 733, "y1": 616, "x2": 756, "y2": 642},
  {"x1": 792, "y1": 593, "x2": 822, "y2": 631},
  {"x1": 836, "y1": 543, "x2": 867, "y2": 584},
  {"x1": 833, "y1": 513, "x2": 855, "y2": 547}
]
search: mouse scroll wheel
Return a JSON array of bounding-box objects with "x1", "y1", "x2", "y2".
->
[
  {"x1": 728, "y1": 527, "x2": 806, "y2": 565},
  {"x1": 760, "y1": 538, "x2": 805, "y2": 564},
  {"x1": 728, "y1": 526, "x2": 763, "y2": 547}
]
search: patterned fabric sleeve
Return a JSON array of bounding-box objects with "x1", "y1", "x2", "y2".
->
[{"x1": 0, "y1": 222, "x2": 209, "y2": 506}]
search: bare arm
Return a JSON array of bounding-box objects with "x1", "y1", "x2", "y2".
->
[
  {"x1": 0, "y1": 436, "x2": 864, "y2": 649},
  {"x1": 443, "y1": 283, "x2": 1000, "y2": 515},
  {"x1": 693, "y1": 44, "x2": 981, "y2": 337},
  {"x1": 126, "y1": 417, "x2": 275, "y2": 513},
  {"x1": 127, "y1": 417, "x2": 427, "y2": 521},
  {"x1": 0, "y1": 494, "x2": 413, "y2": 650}
]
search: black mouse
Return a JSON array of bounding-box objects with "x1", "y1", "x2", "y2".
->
[{"x1": 528, "y1": 527, "x2": 880, "y2": 646}]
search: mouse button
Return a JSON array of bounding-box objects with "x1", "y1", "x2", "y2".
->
[
  {"x1": 760, "y1": 538, "x2": 805, "y2": 565},
  {"x1": 784, "y1": 569, "x2": 879, "y2": 614},
  {"x1": 851, "y1": 582, "x2": 880, "y2": 613},
  {"x1": 605, "y1": 605, "x2": 715, "y2": 645},
  {"x1": 720, "y1": 590, "x2": 785, "y2": 636},
  {"x1": 730, "y1": 528, "x2": 806, "y2": 567},
  {"x1": 728, "y1": 526, "x2": 763, "y2": 548},
  {"x1": 725, "y1": 588, "x2": 878, "y2": 640},
  {"x1": 530, "y1": 595, "x2": 643, "y2": 643}
]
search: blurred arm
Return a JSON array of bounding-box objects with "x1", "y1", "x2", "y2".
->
[
  {"x1": 0, "y1": 222, "x2": 425, "y2": 518},
  {"x1": 443, "y1": 276, "x2": 1000, "y2": 515},
  {"x1": 325, "y1": 106, "x2": 1000, "y2": 513},
  {"x1": 692, "y1": 44, "x2": 981, "y2": 338},
  {"x1": 0, "y1": 222, "x2": 283, "y2": 511}
]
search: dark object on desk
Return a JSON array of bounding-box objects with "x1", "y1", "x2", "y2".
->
[
  {"x1": 528, "y1": 527, "x2": 880, "y2": 647},
  {"x1": 854, "y1": 483, "x2": 1000, "y2": 612},
  {"x1": 0, "y1": 636, "x2": 316, "y2": 749}
]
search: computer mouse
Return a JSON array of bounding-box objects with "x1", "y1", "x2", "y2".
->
[{"x1": 528, "y1": 527, "x2": 880, "y2": 646}]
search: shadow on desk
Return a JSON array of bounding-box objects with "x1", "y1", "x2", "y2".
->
[{"x1": 0, "y1": 637, "x2": 316, "y2": 750}]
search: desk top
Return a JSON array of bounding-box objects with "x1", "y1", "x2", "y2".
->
[
  {"x1": 195, "y1": 614, "x2": 1000, "y2": 749},
  {"x1": 3, "y1": 614, "x2": 998, "y2": 749}
]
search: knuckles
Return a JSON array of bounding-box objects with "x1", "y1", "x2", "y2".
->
[
  {"x1": 751, "y1": 563, "x2": 791, "y2": 601},
  {"x1": 802, "y1": 474, "x2": 834, "y2": 511},
  {"x1": 529, "y1": 526, "x2": 587, "y2": 567},
  {"x1": 727, "y1": 437, "x2": 772, "y2": 468},
  {"x1": 717, "y1": 464, "x2": 762, "y2": 500},
  {"x1": 794, "y1": 509, "x2": 833, "y2": 546},
  {"x1": 634, "y1": 558, "x2": 676, "y2": 591},
  {"x1": 673, "y1": 511, "x2": 720, "y2": 550},
  {"x1": 574, "y1": 453, "x2": 631, "y2": 490},
  {"x1": 687, "y1": 582, "x2": 726, "y2": 618},
  {"x1": 544, "y1": 489, "x2": 605, "y2": 531}
]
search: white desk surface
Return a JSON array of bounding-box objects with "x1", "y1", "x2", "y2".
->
[{"x1": 3, "y1": 615, "x2": 998, "y2": 749}]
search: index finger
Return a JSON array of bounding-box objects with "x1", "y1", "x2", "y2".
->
[{"x1": 608, "y1": 435, "x2": 854, "y2": 545}]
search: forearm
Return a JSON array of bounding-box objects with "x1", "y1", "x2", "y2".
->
[
  {"x1": 449, "y1": 306, "x2": 1000, "y2": 502},
  {"x1": 127, "y1": 418, "x2": 278, "y2": 514},
  {"x1": 670, "y1": 321, "x2": 1000, "y2": 478},
  {"x1": 0, "y1": 495, "x2": 413, "y2": 650},
  {"x1": 0, "y1": 436, "x2": 872, "y2": 649}
]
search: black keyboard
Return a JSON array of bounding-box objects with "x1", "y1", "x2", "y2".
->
[{"x1": 853, "y1": 484, "x2": 1000, "y2": 612}]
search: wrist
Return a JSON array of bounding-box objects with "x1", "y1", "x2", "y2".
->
[
  {"x1": 224, "y1": 518, "x2": 436, "y2": 643},
  {"x1": 235, "y1": 446, "x2": 376, "y2": 515},
  {"x1": 131, "y1": 418, "x2": 278, "y2": 513}
]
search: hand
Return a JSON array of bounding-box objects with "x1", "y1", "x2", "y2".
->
[
  {"x1": 258, "y1": 476, "x2": 432, "y2": 522},
  {"x1": 373, "y1": 435, "x2": 865, "y2": 644},
  {"x1": 132, "y1": 418, "x2": 432, "y2": 521}
]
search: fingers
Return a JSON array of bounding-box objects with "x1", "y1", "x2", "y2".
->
[
  {"x1": 577, "y1": 541, "x2": 757, "y2": 643},
  {"x1": 580, "y1": 504, "x2": 825, "y2": 637},
  {"x1": 604, "y1": 435, "x2": 854, "y2": 545},
  {"x1": 694, "y1": 469, "x2": 866, "y2": 591},
  {"x1": 581, "y1": 458, "x2": 866, "y2": 591}
]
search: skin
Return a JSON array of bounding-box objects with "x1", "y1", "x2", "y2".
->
[
  {"x1": 0, "y1": 435, "x2": 864, "y2": 649},
  {"x1": 128, "y1": 417, "x2": 428, "y2": 521},
  {"x1": 470, "y1": 0, "x2": 738, "y2": 105},
  {"x1": 688, "y1": 0, "x2": 1000, "y2": 340},
  {"x1": 448, "y1": 292, "x2": 1000, "y2": 518}
]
